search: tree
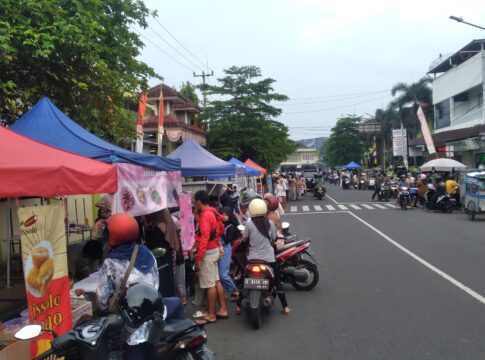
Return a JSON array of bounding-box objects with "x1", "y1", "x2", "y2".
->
[
  {"x1": 389, "y1": 77, "x2": 433, "y2": 139},
  {"x1": 324, "y1": 116, "x2": 364, "y2": 168},
  {"x1": 0, "y1": 0, "x2": 158, "y2": 143},
  {"x1": 179, "y1": 81, "x2": 200, "y2": 105},
  {"x1": 200, "y1": 65, "x2": 296, "y2": 170}
]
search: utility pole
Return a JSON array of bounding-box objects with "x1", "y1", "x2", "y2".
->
[{"x1": 193, "y1": 70, "x2": 214, "y2": 108}]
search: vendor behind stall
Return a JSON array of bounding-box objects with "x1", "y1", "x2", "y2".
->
[{"x1": 68, "y1": 240, "x2": 103, "y2": 281}]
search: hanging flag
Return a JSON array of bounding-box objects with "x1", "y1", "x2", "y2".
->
[
  {"x1": 417, "y1": 105, "x2": 436, "y2": 155},
  {"x1": 135, "y1": 92, "x2": 147, "y2": 153},
  {"x1": 400, "y1": 122, "x2": 409, "y2": 169},
  {"x1": 372, "y1": 136, "x2": 378, "y2": 165},
  {"x1": 157, "y1": 88, "x2": 165, "y2": 156}
]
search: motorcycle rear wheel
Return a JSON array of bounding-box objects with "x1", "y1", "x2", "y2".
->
[
  {"x1": 251, "y1": 305, "x2": 262, "y2": 329},
  {"x1": 291, "y1": 259, "x2": 319, "y2": 291}
]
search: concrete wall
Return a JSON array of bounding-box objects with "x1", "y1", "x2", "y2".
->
[{"x1": 433, "y1": 51, "x2": 483, "y2": 104}]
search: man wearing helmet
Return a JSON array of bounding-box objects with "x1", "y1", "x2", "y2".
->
[
  {"x1": 193, "y1": 190, "x2": 229, "y2": 325},
  {"x1": 96, "y1": 213, "x2": 185, "y2": 359}
]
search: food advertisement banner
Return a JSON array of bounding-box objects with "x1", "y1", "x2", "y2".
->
[
  {"x1": 18, "y1": 204, "x2": 72, "y2": 358},
  {"x1": 114, "y1": 164, "x2": 182, "y2": 216},
  {"x1": 178, "y1": 192, "x2": 195, "y2": 254}
]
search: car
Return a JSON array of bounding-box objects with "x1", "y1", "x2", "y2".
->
[{"x1": 303, "y1": 170, "x2": 322, "y2": 190}]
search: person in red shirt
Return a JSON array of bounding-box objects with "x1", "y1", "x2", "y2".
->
[{"x1": 193, "y1": 190, "x2": 229, "y2": 324}]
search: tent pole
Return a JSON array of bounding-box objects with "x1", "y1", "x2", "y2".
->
[{"x1": 6, "y1": 199, "x2": 12, "y2": 288}]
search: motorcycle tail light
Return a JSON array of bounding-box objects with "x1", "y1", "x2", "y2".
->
[
  {"x1": 250, "y1": 264, "x2": 266, "y2": 274},
  {"x1": 175, "y1": 332, "x2": 207, "y2": 350}
]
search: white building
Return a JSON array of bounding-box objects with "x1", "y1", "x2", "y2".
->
[
  {"x1": 280, "y1": 148, "x2": 319, "y2": 171},
  {"x1": 426, "y1": 39, "x2": 485, "y2": 168}
]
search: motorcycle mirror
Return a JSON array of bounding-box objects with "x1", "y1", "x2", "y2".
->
[
  {"x1": 281, "y1": 222, "x2": 290, "y2": 230},
  {"x1": 151, "y1": 247, "x2": 166, "y2": 259},
  {"x1": 237, "y1": 225, "x2": 245, "y2": 232},
  {"x1": 15, "y1": 324, "x2": 42, "y2": 340}
]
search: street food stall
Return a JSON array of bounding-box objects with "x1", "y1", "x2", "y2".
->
[
  {"x1": 463, "y1": 171, "x2": 485, "y2": 221},
  {"x1": 0, "y1": 125, "x2": 118, "y2": 358}
]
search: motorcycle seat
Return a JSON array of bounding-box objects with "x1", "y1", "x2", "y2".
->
[{"x1": 163, "y1": 319, "x2": 197, "y2": 335}]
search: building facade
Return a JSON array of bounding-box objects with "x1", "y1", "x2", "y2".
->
[
  {"x1": 280, "y1": 148, "x2": 319, "y2": 171},
  {"x1": 142, "y1": 84, "x2": 206, "y2": 156},
  {"x1": 423, "y1": 39, "x2": 485, "y2": 168}
]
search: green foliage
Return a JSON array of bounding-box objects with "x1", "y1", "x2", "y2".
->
[
  {"x1": 323, "y1": 116, "x2": 365, "y2": 168},
  {"x1": 200, "y1": 65, "x2": 296, "y2": 171},
  {"x1": 0, "y1": 0, "x2": 159, "y2": 143},
  {"x1": 179, "y1": 81, "x2": 200, "y2": 105}
]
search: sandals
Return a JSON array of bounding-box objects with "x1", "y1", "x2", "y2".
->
[
  {"x1": 192, "y1": 310, "x2": 208, "y2": 319},
  {"x1": 283, "y1": 307, "x2": 292, "y2": 315},
  {"x1": 195, "y1": 317, "x2": 217, "y2": 325}
]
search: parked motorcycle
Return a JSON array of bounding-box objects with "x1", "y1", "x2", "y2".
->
[
  {"x1": 424, "y1": 190, "x2": 454, "y2": 213},
  {"x1": 313, "y1": 184, "x2": 326, "y2": 200},
  {"x1": 15, "y1": 283, "x2": 215, "y2": 360},
  {"x1": 398, "y1": 186, "x2": 412, "y2": 210}
]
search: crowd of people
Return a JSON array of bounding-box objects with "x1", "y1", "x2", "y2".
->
[{"x1": 69, "y1": 187, "x2": 292, "y2": 358}]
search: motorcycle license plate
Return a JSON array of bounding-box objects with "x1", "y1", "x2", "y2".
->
[{"x1": 244, "y1": 278, "x2": 269, "y2": 290}]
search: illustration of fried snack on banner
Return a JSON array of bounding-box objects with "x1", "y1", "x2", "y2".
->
[{"x1": 26, "y1": 242, "x2": 55, "y2": 297}]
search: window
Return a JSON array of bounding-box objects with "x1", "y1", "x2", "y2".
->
[{"x1": 434, "y1": 100, "x2": 450, "y2": 129}]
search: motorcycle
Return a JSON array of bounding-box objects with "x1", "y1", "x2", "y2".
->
[
  {"x1": 398, "y1": 186, "x2": 412, "y2": 210},
  {"x1": 390, "y1": 181, "x2": 399, "y2": 199},
  {"x1": 342, "y1": 177, "x2": 351, "y2": 190},
  {"x1": 15, "y1": 290, "x2": 214, "y2": 360},
  {"x1": 424, "y1": 190, "x2": 454, "y2": 213},
  {"x1": 313, "y1": 185, "x2": 326, "y2": 200},
  {"x1": 377, "y1": 183, "x2": 390, "y2": 201},
  {"x1": 240, "y1": 260, "x2": 276, "y2": 329}
]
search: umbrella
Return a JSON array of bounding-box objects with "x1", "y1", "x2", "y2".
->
[{"x1": 420, "y1": 158, "x2": 467, "y2": 172}]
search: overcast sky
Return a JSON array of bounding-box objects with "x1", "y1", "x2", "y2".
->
[{"x1": 138, "y1": 0, "x2": 485, "y2": 140}]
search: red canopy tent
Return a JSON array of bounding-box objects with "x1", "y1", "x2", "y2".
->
[
  {"x1": 244, "y1": 159, "x2": 267, "y2": 175},
  {"x1": 0, "y1": 126, "x2": 117, "y2": 198}
]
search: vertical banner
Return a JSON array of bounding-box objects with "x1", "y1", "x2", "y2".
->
[
  {"x1": 135, "y1": 92, "x2": 147, "y2": 153},
  {"x1": 157, "y1": 88, "x2": 165, "y2": 156},
  {"x1": 417, "y1": 105, "x2": 436, "y2": 155},
  {"x1": 18, "y1": 204, "x2": 72, "y2": 358},
  {"x1": 178, "y1": 192, "x2": 195, "y2": 254}
]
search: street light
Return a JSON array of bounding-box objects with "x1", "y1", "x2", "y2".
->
[{"x1": 449, "y1": 15, "x2": 485, "y2": 31}]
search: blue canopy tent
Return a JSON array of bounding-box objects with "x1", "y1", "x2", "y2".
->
[
  {"x1": 229, "y1": 158, "x2": 261, "y2": 177},
  {"x1": 343, "y1": 161, "x2": 362, "y2": 170},
  {"x1": 10, "y1": 98, "x2": 180, "y2": 171},
  {"x1": 167, "y1": 139, "x2": 241, "y2": 178}
]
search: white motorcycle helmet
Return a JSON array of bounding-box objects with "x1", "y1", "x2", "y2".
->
[
  {"x1": 427, "y1": 183, "x2": 435, "y2": 190},
  {"x1": 248, "y1": 199, "x2": 268, "y2": 217}
]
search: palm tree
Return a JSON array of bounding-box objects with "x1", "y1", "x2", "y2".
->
[{"x1": 389, "y1": 77, "x2": 433, "y2": 139}]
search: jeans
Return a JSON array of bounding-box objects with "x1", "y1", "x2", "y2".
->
[
  {"x1": 218, "y1": 242, "x2": 236, "y2": 293},
  {"x1": 164, "y1": 296, "x2": 186, "y2": 320}
]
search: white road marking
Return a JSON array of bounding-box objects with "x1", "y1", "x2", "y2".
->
[
  {"x1": 385, "y1": 203, "x2": 396, "y2": 208},
  {"x1": 290, "y1": 206, "x2": 297, "y2": 213},
  {"x1": 361, "y1": 204, "x2": 375, "y2": 209},
  {"x1": 347, "y1": 211, "x2": 485, "y2": 306},
  {"x1": 284, "y1": 210, "x2": 347, "y2": 216},
  {"x1": 373, "y1": 204, "x2": 387, "y2": 209},
  {"x1": 314, "y1": 205, "x2": 323, "y2": 211},
  {"x1": 350, "y1": 204, "x2": 361, "y2": 210},
  {"x1": 338, "y1": 204, "x2": 348, "y2": 210},
  {"x1": 326, "y1": 195, "x2": 339, "y2": 205},
  {"x1": 326, "y1": 205, "x2": 336, "y2": 211},
  {"x1": 302, "y1": 205, "x2": 310, "y2": 212}
]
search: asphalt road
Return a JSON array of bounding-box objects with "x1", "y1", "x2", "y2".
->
[{"x1": 202, "y1": 185, "x2": 485, "y2": 360}]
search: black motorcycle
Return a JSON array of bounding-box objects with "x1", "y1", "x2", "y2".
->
[
  {"x1": 398, "y1": 186, "x2": 411, "y2": 210},
  {"x1": 424, "y1": 190, "x2": 453, "y2": 213},
  {"x1": 313, "y1": 185, "x2": 326, "y2": 200},
  {"x1": 377, "y1": 183, "x2": 390, "y2": 201}
]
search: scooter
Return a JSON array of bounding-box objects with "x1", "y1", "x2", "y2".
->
[
  {"x1": 377, "y1": 183, "x2": 390, "y2": 201},
  {"x1": 424, "y1": 190, "x2": 453, "y2": 213},
  {"x1": 398, "y1": 186, "x2": 412, "y2": 210},
  {"x1": 15, "y1": 287, "x2": 215, "y2": 360},
  {"x1": 313, "y1": 185, "x2": 326, "y2": 200},
  {"x1": 390, "y1": 181, "x2": 399, "y2": 199}
]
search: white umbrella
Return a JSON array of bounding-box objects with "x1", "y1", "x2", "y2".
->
[{"x1": 420, "y1": 158, "x2": 467, "y2": 172}]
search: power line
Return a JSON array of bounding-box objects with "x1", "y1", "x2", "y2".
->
[
  {"x1": 283, "y1": 94, "x2": 392, "y2": 114},
  {"x1": 137, "y1": 32, "x2": 195, "y2": 73},
  {"x1": 147, "y1": 25, "x2": 206, "y2": 73},
  {"x1": 154, "y1": 17, "x2": 213, "y2": 72},
  {"x1": 278, "y1": 91, "x2": 392, "y2": 106},
  {"x1": 280, "y1": 89, "x2": 391, "y2": 101}
]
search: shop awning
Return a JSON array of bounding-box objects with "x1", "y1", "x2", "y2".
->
[
  {"x1": 10, "y1": 98, "x2": 180, "y2": 171},
  {"x1": 0, "y1": 126, "x2": 118, "y2": 198}
]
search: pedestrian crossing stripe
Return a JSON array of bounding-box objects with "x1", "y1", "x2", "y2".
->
[{"x1": 286, "y1": 203, "x2": 402, "y2": 213}]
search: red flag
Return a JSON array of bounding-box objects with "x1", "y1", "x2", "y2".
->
[
  {"x1": 157, "y1": 88, "x2": 164, "y2": 155},
  {"x1": 135, "y1": 92, "x2": 146, "y2": 153}
]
